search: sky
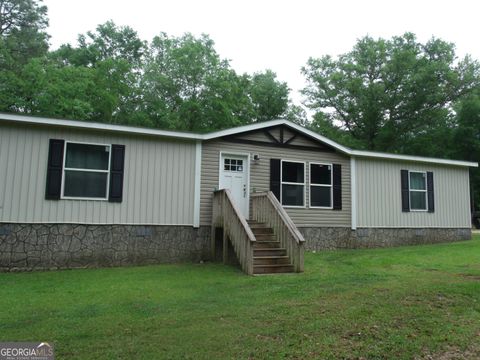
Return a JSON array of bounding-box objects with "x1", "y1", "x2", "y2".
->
[{"x1": 43, "y1": 0, "x2": 480, "y2": 107}]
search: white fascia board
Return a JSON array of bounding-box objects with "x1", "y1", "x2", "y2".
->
[
  {"x1": 0, "y1": 112, "x2": 202, "y2": 141},
  {"x1": 203, "y1": 119, "x2": 286, "y2": 140},
  {"x1": 351, "y1": 150, "x2": 478, "y2": 168}
]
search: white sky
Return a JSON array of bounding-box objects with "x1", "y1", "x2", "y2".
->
[{"x1": 43, "y1": 0, "x2": 480, "y2": 108}]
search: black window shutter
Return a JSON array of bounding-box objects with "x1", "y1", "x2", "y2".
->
[
  {"x1": 427, "y1": 171, "x2": 434, "y2": 213},
  {"x1": 401, "y1": 169, "x2": 410, "y2": 212},
  {"x1": 45, "y1": 139, "x2": 65, "y2": 200},
  {"x1": 270, "y1": 159, "x2": 281, "y2": 201},
  {"x1": 109, "y1": 144, "x2": 126, "y2": 203},
  {"x1": 332, "y1": 164, "x2": 342, "y2": 210}
]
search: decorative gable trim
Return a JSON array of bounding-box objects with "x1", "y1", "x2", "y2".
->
[{"x1": 221, "y1": 125, "x2": 336, "y2": 153}]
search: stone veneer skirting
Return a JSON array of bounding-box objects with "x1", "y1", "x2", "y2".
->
[
  {"x1": 0, "y1": 224, "x2": 210, "y2": 272},
  {"x1": 0, "y1": 224, "x2": 473, "y2": 271},
  {"x1": 300, "y1": 227, "x2": 472, "y2": 251}
]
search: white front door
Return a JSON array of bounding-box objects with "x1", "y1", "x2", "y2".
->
[{"x1": 219, "y1": 153, "x2": 249, "y2": 218}]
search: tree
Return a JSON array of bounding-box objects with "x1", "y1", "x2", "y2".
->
[
  {"x1": 0, "y1": 0, "x2": 47, "y2": 35},
  {"x1": 302, "y1": 33, "x2": 480, "y2": 154},
  {"x1": 142, "y1": 33, "x2": 254, "y2": 131},
  {"x1": 52, "y1": 21, "x2": 145, "y2": 67},
  {"x1": 0, "y1": 0, "x2": 49, "y2": 113},
  {"x1": 452, "y1": 90, "x2": 480, "y2": 209},
  {"x1": 248, "y1": 70, "x2": 289, "y2": 122},
  {"x1": 50, "y1": 21, "x2": 147, "y2": 124},
  {"x1": 2, "y1": 57, "x2": 100, "y2": 117},
  {"x1": 0, "y1": 0, "x2": 49, "y2": 63},
  {"x1": 283, "y1": 103, "x2": 308, "y2": 126}
]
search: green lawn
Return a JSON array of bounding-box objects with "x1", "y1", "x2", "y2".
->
[{"x1": 1, "y1": 238, "x2": 480, "y2": 359}]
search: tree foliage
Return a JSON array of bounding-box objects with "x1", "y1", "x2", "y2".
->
[
  {"x1": 302, "y1": 33, "x2": 480, "y2": 154},
  {"x1": 0, "y1": 2, "x2": 299, "y2": 129},
  {"x1": 141, "y1": 33, "x2": 252, "y2": 131},
  {"x1": 452, "y1": 90, "x2": 480, "y2": 208},
  {"x1": 249, "y1": 70, "x2": 289, "y2": 123},
  {"x1": 0, "y1": 0, "x2": 49, "y2": 63}
]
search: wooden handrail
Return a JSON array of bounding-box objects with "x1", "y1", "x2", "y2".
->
[
  {"x1": 212, "y1": 189, "x2": 256, "y2": 275},
  {"x1": 251, "y1": 191, "x2": 305, "y2": 272},
  {"x1": 221, "y1": 189, "x2": 256, "y2": 243},
  {"x1": 251, "y1": 191, "x2": 305, "y2": 245}
]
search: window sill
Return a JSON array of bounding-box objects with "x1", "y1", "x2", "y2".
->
[
  {"x1": 310, "y1": 206, "x2": 334, "y2": 210},
  {"x1": 61, "y1": 196, "x2": 109, "y2": 201}
]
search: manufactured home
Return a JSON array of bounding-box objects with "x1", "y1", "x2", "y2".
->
[{"x1": 0, "y1": 113, "x2": 476, "y2": 274}]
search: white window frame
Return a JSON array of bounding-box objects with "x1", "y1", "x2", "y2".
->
[
  {"x1": 408, "y1": 170, "x2": 427, "y2": 212},
  {"x1": 309, "y1": 162, "x2": 333, "y2": 209},
  {"x1": 61, "y1": 141, "x2": 112, "y2": 201},
  {"x1": 280, "y1": 159, "x2": 306, "y2": 208}
]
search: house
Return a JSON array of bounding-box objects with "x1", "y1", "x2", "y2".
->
[{"x1": 0, "y1": 113, "x2": 476, "y2": 274}]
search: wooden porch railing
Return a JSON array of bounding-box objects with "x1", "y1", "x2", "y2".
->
[
  {"x1": 212, "y1": 189, "x2": 256, "y2": 275},
  {"x1": 251, "y1": 191, "x2": 305, "y2": 272}
]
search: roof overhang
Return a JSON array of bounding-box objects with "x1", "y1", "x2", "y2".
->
[
  {"x1": 0, "y1": 112, "x2": 477, "y2": 168},
  {"x1": 350, "y1": 150, "x2": 478, "y2": 168},
  {"x1": 0, "y1": 112, "x2": 203, "y2": 140}
]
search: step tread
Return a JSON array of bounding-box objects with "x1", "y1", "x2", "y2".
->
[
  {"x1": 254, "y1": 255, "x2": 289, "y2": 259},
  {"x1": 254, "y1": 264, "x2": 294, "y2": 268}
]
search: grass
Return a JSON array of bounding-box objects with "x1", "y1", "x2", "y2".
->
[{"x1": 1, "y1": 238, "x2": 480, "y2": 359}]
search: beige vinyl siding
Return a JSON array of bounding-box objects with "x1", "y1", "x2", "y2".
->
[
  {"x1": 355, "y1": 158, "x2": 471, "y2": 228},
  {"x1": 0, "y1": 123, "x2": 196, "y2": 225},
  {"x1": 200, "y1": 139, "x2": 351, "y2": 227}
]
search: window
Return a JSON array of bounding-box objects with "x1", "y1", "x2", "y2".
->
[
  {"x1": 281, "y1": 160, "x2": 305, "y2": 207},
  {"x1": 224, "y1": 158, "x2": 243, "y2": 172},
  {"x1": 310, "y1": 163, "x2": 332, "y2": 208},
  {"x1": 62, "y1": 142, "x2": 111, "y2": 199},
  {"x1": 409, "y1": 171, "x2": 427, "y2": 211}
]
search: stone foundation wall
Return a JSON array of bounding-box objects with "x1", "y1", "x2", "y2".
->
[
  {"x1": 300, "y1": 227, "x2": 472, "y2": 251},
  {"x1": 0, "y1": 223, "x2": 472, "y2": 271},
  {"x1": 0, "y1": 224, "x2": 211, "y2": 272}
]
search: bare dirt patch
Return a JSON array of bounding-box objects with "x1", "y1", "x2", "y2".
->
[
  {"x1": 457, "y1": 274, "x2": 480, "y2": 281},
  {"x1": 417, "y1": 344, "x2": 480, "y2": 360}
]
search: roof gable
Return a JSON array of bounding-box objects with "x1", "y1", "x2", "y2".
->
[{"x1": 217, "y1": 124, "x2": 336, "y2": 152}]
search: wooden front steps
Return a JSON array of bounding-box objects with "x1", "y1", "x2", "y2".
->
[{"x1": 248, "y1": 220, "x2": 294, "y2": 275}]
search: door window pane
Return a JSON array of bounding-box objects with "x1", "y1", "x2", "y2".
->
[{"x1": 224, "y1": 158, "x2": 244, "y2": 172}]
